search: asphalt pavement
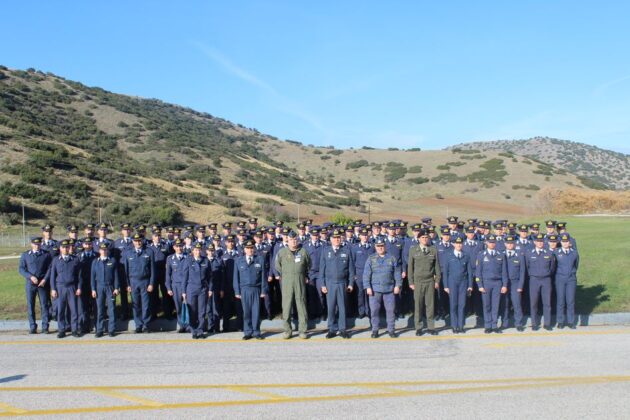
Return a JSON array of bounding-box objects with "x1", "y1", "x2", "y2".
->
[{"x1": 0, "y1": 325, "x2": 628, "y2": 418}]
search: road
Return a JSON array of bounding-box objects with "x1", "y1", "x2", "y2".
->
[{"x1": 0, "y1": 325, "x2": 628, "y2": 418}]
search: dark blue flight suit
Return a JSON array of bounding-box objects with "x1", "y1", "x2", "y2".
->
[
  {"x1": 221, "y1": 249, "x2": 242, "y2": 331},
  {"x1": 78, "y1": 250, "x2": 97, "y2": 332},
  {"x1": 436, "y1": 241, "x2": 453, "y2": 319},
  {"x1": 304, "y1": 240, "x2": 325, "y2": 318},
  {"x1": 554, "y1": 248, "x2": 579, "y2": 327},
  {"x1": 253, "y1": 242, "x2": 273, "y2": 318},
  {"x1": 165, "y1": 253, "x2": 189, "y2": 330},
  {"x1": 320, "y1": 244, "x2": 355, "y2": 333},
  {"x1": 39, "y1": 239, "x2": 58, "y2": 320},
  {"x1": 503, "y1": 249, "x2": 526, "y2": 328},
  {"x1": 113, "y1": 237, "x2": 133, "y2": 318},
  {"x1": 384, "y1": 237, "x2": 403, "y2": 315},
  {"x1": 525, "y1": 248, "x2": 556, "y2": 329},
  {"x1": 19, "y1": 250, "x2": 52, "y2": 332},
  {"x1": 351, "y1": 242, "x2": 375, "y2": 318},
  {"x1": 463, "y1": 239, "x2": 483, "y2": 321},
  {"x1": 90, "y1": 256, "x2": 120, "y2": 334},
  {"x1": 443, "y1": 250, "x2": 474, "y2": 330},
  {"x1": 475, "y1": 249, "x2": 508, "y2": 330},
  {"x1": 123, "y1": 247, "x2": 155, "y2": 330},
  {"x1": 233, "y1": 255, "x2": 268, "y2": 337},
  {"x1": 184, "y1": 256, "x2": 212, "y2": 336},
  {"x1": 206, "y1": 255, "x2": 225, "y2": 332},
  {"x1": 148, "y1": 241, "x2": 173, "y2": 318},
  {"x1": 50, "y1": 255, "x2": 82, "y2": 334}
]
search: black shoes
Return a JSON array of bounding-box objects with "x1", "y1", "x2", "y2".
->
[
  {"x1": 135, "y1": 328, "x2": 142, "y2": 334},
  {"x1": 71, "y1": 331, "x2": 80, "y2": 338},
  {"x1": 415, "y1": 329, "x2": 423, "y2": 336},
  {"x1": 493, "y1": 328, "x2": 502, "y2": 334},
  {"x1": 178, "y1": 327, "x2": 187, "y2": 333},
  {"x1": 371, "y1": 331, "x2": 379, "y2": 338},
  {"x1": 42, "y1": 329, "x2": 49, "y2": 334},
  {"x1": 557, "y1": 323, "x2": 565, "y2": 329},
  {"x1": 242, "y1": 335, "x2": 252, "y2": 340},
  {"x1": 325, "y1": 331, "x2": 336, "y2": 339},
  {"x1": 484, "y1": 328, "x2": 492, "y2": 334},
  {"x1": 142, "y1": 327, "x2": 150, "y2": 334},
  {"x1": 517, "y1": 326, "x2": 525, "y2": 332},
  {"x1": 340, "y1": 331, "x2": 350, "y2": 339},
  {"x1": 388, "y1": 331, "x2": 397, "y2": 338},
  {"x1": 544, "y1": 326, "x2": 553, "y2": 331},
  {"x1": 532, "y1": 326, "x2": 540, "y2": 331},
  {"x1": 57, "y1": 331, "x2": 66, "y2": 339},
  {"x1": 569, "y1": 325, "x2": 576, "y2": 330},
  {"x1": 29, "y1": 329, "x2": 37, "y2": 334},
  {"x1": 108, "y1": 332, "x2": 116, "y2": 337},
  {"x1": 428, "y1": 330, "x2": 438, "y2": 336},
  {"x1": 95, "y1": 332, "x2": 104, "y2": 338},
  {"x1": 255, "y1": 335, "x2": 264, "y2": 340},
  {"x1": 453, "y1": 328, "x2": 459, "y2": 334}
]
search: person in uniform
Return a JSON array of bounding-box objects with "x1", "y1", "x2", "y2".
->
[
  {"x1": 19, "y1": 237, "x2": 52, "y2": 334},
  {"x1": 221, "y1": 234, "x2": 242, "y2": 332},
  {"x1": 123, "y1": 233, "x2": 155, "y2": 333},
  {"x1": 475, "y1": 234, "x2": 508, "y2": 333},
  {"x1": 233, "y1": 240, "x2": 267, "y2": 340},
  {"x1": 320, "y1": 229, "x2": 355, "y2": 339},
  {"x1": 444, "y1": 237, "x2": 474, "y2": 333},
  {"x1": 407, "y1": 229, "x2": 441, "y2": 336},
  {"x1": 78, "y1": 238, "x2": 97, "y2": 333},
  {"x1": 503, "y1": 235, "x2": 527, "y2": 331},
  {"x1": 554, "y1": 234, "x2": 580, "y2": 329},
  {"x1": 205, "y1": 243, "x2": 225, "y2": 334},
  {"x1": 275, "y1": 231, "x2": 311, "y2": 339},
  {"x1": 303, "y1": 226, "x2": 325, "y2": 319},
  {"x1": 90, "y1": 243, "x2": 120, "y2": 337},
  {"x1": 49, "y1": 240, "x2": 82, "y2": 338},
  {"x1": 526, "y1": 233, "x2": 557, "y2": 331},
  {"x1": 148, "y1": 228, "x2": 173, "y2": 319},
  {"x1": 183, "y1": 243, "x2": 213, "y2": 339},
  {"x1": 363, "y1": 238, "x2": 402, "y2": 338},
  {"x1": 350, "y1": 227, "x2": 375, "y2": 319},
  {"x1": 165, "y1": 238, "x2": 189, "y2": 333},
  {"x1": 113, "y1": 223, "x2": 133, "y2": 320}
]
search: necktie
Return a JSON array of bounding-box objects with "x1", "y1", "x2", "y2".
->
[
  {"x1": 422, "y1": 247, "x2": 427, "y2": 254},
  {"x1": 247, "y1": 257, "x2": 252, "y2": 265}
]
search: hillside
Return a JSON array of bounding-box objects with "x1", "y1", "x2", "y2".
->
[
  {"x1": 0, "y1": 66, "x2": 621, "y2": 227},
  {"x1": 448, "y1": 137, "x2": 630, "y2": 190}
]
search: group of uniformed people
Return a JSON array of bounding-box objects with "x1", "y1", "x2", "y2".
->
[{"x1": 18, "y1": 216, "x2": 579, "y2": 339}]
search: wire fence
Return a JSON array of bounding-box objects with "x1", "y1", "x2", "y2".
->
[{"x1": 0, "y1": 232, "x2": 38, "y2": 248}]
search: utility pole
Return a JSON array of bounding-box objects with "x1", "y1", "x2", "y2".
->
[{"x1": 22, "y1": 201, "x2": 26, "y2": 247}]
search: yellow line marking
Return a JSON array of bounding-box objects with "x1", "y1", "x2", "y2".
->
[
  {"x1": 225, "y1": 386, "x2": 285, "y2": 400},
  {"x1": 0, "y1": 329, "x2": 625, "y2": 345},
  {"x1": 0, "y1": 375, "x2": 628, "y2": 392},
  {"x1": 358, "y1": 384, "x2": 408, "y2": 394},
  {"x1": 91, "y1": 388, "x2": 163, "y2": 407},
  {"x1": 0, "y1": 375, "x2": 627, "y2": 417},
  {"x1": 485, "y1": 341, "x2": 562, "y2": 349},
  {"x1": 0, "y1": 402, "x2": 28, "y2": 414}
]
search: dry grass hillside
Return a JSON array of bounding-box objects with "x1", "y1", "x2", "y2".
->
[{"x1": 1, "y1": 66, "x2": 625, "y2": 228}]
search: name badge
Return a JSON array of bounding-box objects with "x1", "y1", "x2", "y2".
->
[
  {"x1": 340, "y1": 253, "x2": 347, "y2": 258},
  {"x1": 255, "y1": 263, "x2": 262, "y2": 268},
  {"x1": 294, "y1": 256, "x2": 301, "y2": 263}
]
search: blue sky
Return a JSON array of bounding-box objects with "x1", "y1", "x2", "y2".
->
[{"x1": 1, "y1": 1, "x2": 629, "y2": 153}]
